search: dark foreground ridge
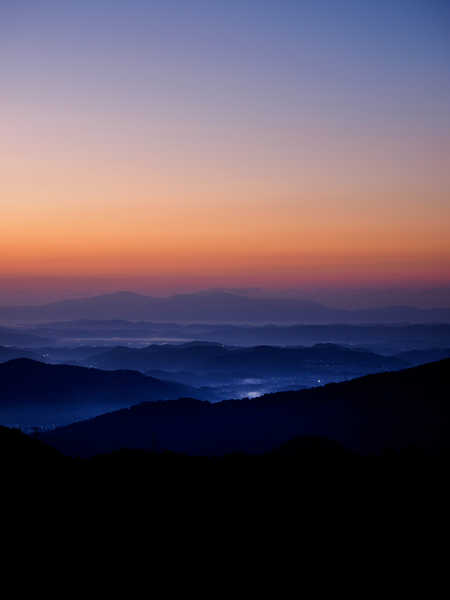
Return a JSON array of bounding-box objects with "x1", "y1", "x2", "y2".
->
[
  {"x1": 2, "y1": 423, "x2": 449, "y2": 532},
  {"x1": 3, "y1": 362, "x2": 449, "y2": 528},
  {"x1": 42, "y1": 359, "x2": 450, "y2": 457}
]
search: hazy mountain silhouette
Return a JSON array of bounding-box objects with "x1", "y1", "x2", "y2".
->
[
  {"x1": 394, "y1": 348, "x2": 450, "y2": 365},
  {"x1": 1, "y1": 290, "x2": 449, "y2": 323},
  {"x1": 0, "y1": 325, "x2": 52, "y2": 347},
  {"x1": 0, "y1": 341, "x2": 416, "y2": 402},
  {"x1": 0, "y1": 346, "x2": 38, "y2": 362},
  {"x1": 86, "y1": 341, "x2": 407, "y2": 376},
  {"x1": 0, "y1": 339, "x2": 411, "y2": 404},
  {"x1": 0, "y1": 358, "x2": 211, "y2": 428},
  {"x1": 19, "y1": 345, "x2": 114, "y2": 365},
  {"x1": 42, "y1": 359, "x2": 450, "y2": 457},
  {"x1": 23, "y1": 320, "x2": 450, "y2": 354}
]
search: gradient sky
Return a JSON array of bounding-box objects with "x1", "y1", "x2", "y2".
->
[{"x1": 1, "y1": 0, "x2": 450, "y2": 302}]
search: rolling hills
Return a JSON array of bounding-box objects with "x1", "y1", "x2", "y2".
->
[
  {"x1": 0, "y1": 358, "x2": 210, "y2": 428},
  {"x1": 41, "y1": 359, "x2": 450, "y2": 456}
]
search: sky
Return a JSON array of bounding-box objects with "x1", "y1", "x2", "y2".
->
[{"x1": 1, "y1": 0, "x2": 450, "y2": 305}]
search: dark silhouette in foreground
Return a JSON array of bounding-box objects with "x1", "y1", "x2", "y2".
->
[
  {"x1": 42, "y1": 359, "x2": 450, "y2": 457},
  {"x1": 1, "y1": 358, "x2": 448, "y2": 525},
  {"x1": 2, "y1": 424, "x2": 447, "y2": 491},
  {"x1": 2, "y1": 425, "x2": 448, "y2": 532}
]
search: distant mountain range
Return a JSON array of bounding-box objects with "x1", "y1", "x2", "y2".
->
[
  {"x1": 0, "y1": 346, "x2": 38, "y2": 362},
  {"x1": 12, "y1": 320, "x2": 450, "y2": 354},
  {"x1": 41, "y1": 359, "x2": 450, "y2": 456},
  {"x1": 1, "y1": 290, "x2": 450, "y2": 324},
  {"x1": 395, "y1": 348, "x2": 450, "y2": 366},
  {"x1": 0, "y1": 359, "x2": 211, "y2": 428},
  {"x1": 85, "y1": 341, "x2": 407, "y2": 376},
  {"x1": 0, "y1": 325, "x2": 52, "y2": 347},
  {"x1": 2, "y1": 342, "x2": 448, "y2": 396}
]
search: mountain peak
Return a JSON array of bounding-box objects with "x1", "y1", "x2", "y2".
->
[{"x1": 93, "y1": 291, "x2": 149, "y2": 300}]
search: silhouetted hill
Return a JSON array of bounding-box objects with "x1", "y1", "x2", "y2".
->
[
  {"x1": 42, "y1": 359, "x2": 450, "y2": 457},
  {"x1": 0, "y1": 341, "x2": 412, "y2": 401},
  {"x1": 1, "y1": 290, "x2": 449, "y2": 323},
  {"x1": 28, "y1": 345, "x2": 113, "y2": 365},
  {"x1": 0, "y1": 425, "x2": 65, "y2": 471},
  {"x1": 0, "y1": 346, "x2": 38, "y2": 362},
  {"x1": 0, "y1": 423, "x2": 354, "y2": 481},
  {"x1": 4, "y1": 425, "x2": 448, "y2": 538},
  {"x1": 394, "y1": 348, "x2": 450, "y2": 365},
  {"x1": 0, "y1": 359, "x2": 210, "y2": 427},
  {"x1": 86, "y1": 342, "x2": 406, "y2": 376}
]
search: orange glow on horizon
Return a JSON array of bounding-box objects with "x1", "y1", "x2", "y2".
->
[{"x1": 2, "y1": 1, "x2": 450, "y2": 294}]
